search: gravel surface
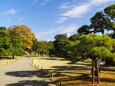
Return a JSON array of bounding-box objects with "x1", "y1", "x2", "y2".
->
[{"x1": 0, "y1": 57, "x2": 49, "y2": 86}]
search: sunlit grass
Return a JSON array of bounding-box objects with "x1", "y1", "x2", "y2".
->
[
  {"x1": 32, "y1": 57, "x2": 115, "y2": 86},
  {"x1": 0, "y1": 56, "x2": 24, "y2": 66}
]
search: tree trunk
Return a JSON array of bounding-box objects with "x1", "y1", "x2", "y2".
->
[
  {"x1": 92, "y1": 58, "x2": 95, "y2": 84},
  {"x1": 101, "y1": 29, "x2": 104, "y2": 35},
  {"x1": 12, "y1": 54, "x2": 15, "y2": 59}
]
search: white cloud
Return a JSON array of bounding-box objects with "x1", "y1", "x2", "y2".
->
[
  {"x1": 7, "y1": 9, "x2": 16, "y2": 15},
  {"x1": 56, "y1": 17, "x2": 67, "y2": 23},
  {"x1": 57, "y1": 0, "x2": 114, "y2": 23},
  {"x1": 60, "y1": 2, "x2": 73, "y2": 9},
  {"x1": 36, "y1": 24, "x2": 78, "y2": 40},
  {"x1": 90, "y1": 0, "x2": 114, "y2": 5},
  {"x1": 60, "y1": 3, "x2": 67, "y2": 9},
  {"x1": 61, "y1": 3, "x2": 90, "y2": 18},
  {"x1": 60, "y1": 24, "x2": 77, "y2": 33},
  {"x1": 0, "y1": 8, "x2": 16, "y2": 15}
]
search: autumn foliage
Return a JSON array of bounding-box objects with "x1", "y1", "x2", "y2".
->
[{"x1": 9, "y1": 25, "x2": 36, "y2": 49}]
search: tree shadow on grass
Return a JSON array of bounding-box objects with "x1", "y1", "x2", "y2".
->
[
  {"x1": 101, "y1": 78, "x2": 115, "y2": 83},
  {"x1": 6, "y1": 80, "x2": 49, "y2": 86},
  {"x1": 51, "y1": 65, "x2": 91, "y2": 70},
  {"x1": 101, "y1": 67, "x2": 115, "y2": 72},
  {"x1": 52, "y1": 73, "x2": 115, "y2": 85},
  {"x1": 51, "y1": 74, "x2": 91, "y2": 85}
]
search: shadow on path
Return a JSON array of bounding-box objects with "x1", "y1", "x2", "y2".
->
[
  {"x1": 5, "y1": 70, "x2": 48, "y2": 78},
  {"x1": 6, "y1": 80, "x2": 48, "y2": 86}
]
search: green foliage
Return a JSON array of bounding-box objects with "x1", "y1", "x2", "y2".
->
[
  {"x1": 0, "y1": 27, "x2": 11, "y2": 58},
  {"x1": 32, "y1": 40, "x2": 53, "y2": 56},
  {"x1": 54, "y1": 34, "x2": 68, "y2": 57},
  {"x1": 0, "y1": 26, "x2": 25, "y2": 59},
  {"x1": 37, "y1": 41, "x2": 49, "y2": 55},
  {"x1": 53, "y1": 33, "x2": 115, "y2": 64},
  {"x1": 89, "y1": 47, "x2": 113, "y2": 59},
  {"x1": 78, "y1": 34, "x2": 114, "y2": 59},
  {"x1": 77, "y1": 25, "x2": 91, "y2": 35},
  {"x1": 104, "y1": 4, "x2": 115, "y2": 20},
  {"x1": 65, "y1": 41, "x2": 82, "y2": 63},
  {"x1": 10, "y1": 36, "x2": 25, "y2": 58},
  {"x1": 77, "y1": 4, "x2": 114, "y2": 35},
  {"x1": 32, "y1": 39, "x2": 38, "y2": 54},
  {"x1": 54, "y1": 39, "x2": 71, "y2": 57},
  {"x1": 90, "y1": 12, "x2": 111, "y2": 34},
  {"x1": 69, "y1": 34, "x2": 82, "y2": 41},
  {"x1": 54, "y1": 34, "x2": 68, "y2": 41},
  {"x1": 48, "y1": 41, "x2": 55, "y2": 56}
]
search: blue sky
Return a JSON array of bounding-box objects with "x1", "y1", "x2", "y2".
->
[{"x1": 0, "y1": 0, "x2": 114, "y2": 40}]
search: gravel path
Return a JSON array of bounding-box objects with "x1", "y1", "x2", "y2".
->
[{"x1": 0, "y1": 57, "x2": 49, "y2": 86}]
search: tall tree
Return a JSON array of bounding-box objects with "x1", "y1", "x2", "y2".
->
[
  {"x1": 32, "y1": 39, "x2": 39, "y2": 56},
  {"x1": 10, "y1": 36, "x2": 25, "y2": 59},
  {"x1": 90, "y1": 12, "x2": 111, "y2": 34},
  {"x1": 64, "y1": 40, "x2": 82, "y2": 63},
  {"x1": 104, "y1": 4, "x2": 115, "y2": 21},
  {"x1": 0, "y1": 27, "x2": 11, "y2": 59},
  {"x1": 54, "y1": 34, "x2": 68, "y2": 57},
  {"x1": 32, "y1": 40, "x2": 52, "y2": 56},
  {"x1": 9, "y1": 25, "x2": 36, "y2": 50}
]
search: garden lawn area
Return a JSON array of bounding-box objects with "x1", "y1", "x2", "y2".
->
[
  {"x1": 32, "y1": 57, "x2": 115, "y2": 86},
  {"x1": 0, "y1": 56, "x2": 24, "y2": 66}
]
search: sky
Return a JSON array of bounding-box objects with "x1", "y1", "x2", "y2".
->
[{"x1": 0, "y1": 0, "x2": 114, "y2": 41}]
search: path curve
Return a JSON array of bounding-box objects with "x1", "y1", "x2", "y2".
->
[{"x1": 0, "y1": 57, "x2": 49, "y2": 86}]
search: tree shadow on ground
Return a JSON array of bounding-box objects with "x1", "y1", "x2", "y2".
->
[
  {"x1": 101, "y1": 67, "x2": 115, "y2": 72},
  {"x1": 6, "y1": 80, "x2": 49, "y2": 86},
  {"x1": 5, "y1": 70, "x2": 49, "y2": 78},
  {"x1": 101, "y1": 78, "x2": 115, "y2": 83},
  {"x1": 51, "y1": 74, "x2": 91, "y2": 85},
  {"x1": 52, "y1": 74, "x2": 115, "y2": 85},
  {"x1": 51, "y1": 65, "x2": 91, "y2": 70},
  {"x1": 0, "y1": 56, "x2": 12, "y2": 60},
  {"x1": 38, "y1": 57, "x2": 67, "y2": 61},
  {"x1": 5, "y1": 65, "x2": 91, "y2": 78}
]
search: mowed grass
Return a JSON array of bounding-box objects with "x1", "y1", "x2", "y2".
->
[
  {"x1": 0, "y1": 56, "x2": 23, "y2": 66},
  {"x1": 32, "y1": 57, "x2": 115, "y2": 86}
]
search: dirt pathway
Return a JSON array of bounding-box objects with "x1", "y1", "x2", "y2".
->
[{"x1": 0, "y1": 57, "x2": 49, "y2": 86}]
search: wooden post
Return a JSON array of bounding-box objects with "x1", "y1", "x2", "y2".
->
[
  {"x1": 92, "y1": 58, "x2": 95, "y2": 84},
  {"x1": 96, "y1": 59, "x2": 100, "y2": 83},
  {"x1": 50, "y1": 73, "x2": 54, "y2": 81},
  {"x1": 59, "y1": 80, "x2": 61, "y2": 86}
]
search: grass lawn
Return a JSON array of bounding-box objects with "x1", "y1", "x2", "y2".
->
[
  {"x1": 32, "y1": 57, "x2": 115, "y2": 86},
  {"x1": 0, "y1": 56, "x2": 24, "y2": 66}
]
